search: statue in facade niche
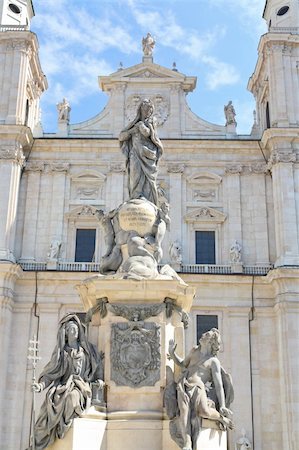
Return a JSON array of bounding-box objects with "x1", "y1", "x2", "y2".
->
[
  {"x1": 27, "y1": 314, "x2": 104, "y2": 450},
  {"x1": 224, "y1": 100, "x2": 237, "y2": 126},
  {"x1": 169, "y1": 240, "x2": 183, "y2": 265},
  {"x1": 119, "y1": 98, "x2": 163, "y2": 206},
  {"x1": 230, "y1": 240, "x2": 242, "y2": 263},
  {"x1": 57, "y1": 98, "x2": 71, "y2": 122},
  {"x1": 47, "y1": 239, "x2": 61, "y2": 261},
  {"x1": 142, "y1": 32, "x2": 155, "y2": 56},
  {"x1": 235, "y1": 429, "x2": 252, "y2": 450},
  {"x1": 165, "y1": 328, "x2": 234, "y2": 450}
]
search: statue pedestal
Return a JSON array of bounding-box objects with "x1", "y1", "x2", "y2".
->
[{"x1": 77, "y1": 276, "x2": 194, "y2": 415}]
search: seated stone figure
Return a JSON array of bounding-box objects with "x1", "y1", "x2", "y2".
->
[
  {"x1": 166, "y1": 328, "x2": 234, "y2": 450},
  {"x1": 28, "y1": 314, "x2": 104, "y2": 450}
]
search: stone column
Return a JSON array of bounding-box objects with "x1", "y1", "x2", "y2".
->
[
  {"x1": 225, "y1": 166, "x2": 243, "y2": 270},
  {"x1": 168, "y1": 164, "x2": 184, "y2": 268},
  {"x1": 0, "y1": 143, "x2": 25, "y2": 261},
  {"x1": 20, "y1": 162, "x2": 44, "y2": 261},
  {"x1": 47, "y1": 163, "x2": 69, "y2": 266},
  {"x1": 269, "y1": 151, "x2": 299, "y2": 266}
]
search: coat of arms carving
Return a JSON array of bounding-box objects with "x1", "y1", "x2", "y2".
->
[{"x1": 111, "y1": 322, "x2": 160, "y2": 387}]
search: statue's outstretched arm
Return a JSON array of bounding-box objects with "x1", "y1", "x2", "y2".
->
[{"x1": 211, "y1": 358, "x2": 232, "y2": 417}]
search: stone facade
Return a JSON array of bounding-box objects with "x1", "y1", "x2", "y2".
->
[{"x1": 0, "y1": 1, "x2": 299, "y2": 450}]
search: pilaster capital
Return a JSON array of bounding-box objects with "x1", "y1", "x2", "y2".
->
[
  {"x1": 0, "y1": 143, "x2": 25, "y2": 166},
  {"x1": 225, "y1": 164, "x2": 243, "y2": 174},
  {"x1": 167, "y1": 163, "x2": 185, "y2": 174},
  {"x1": 268, "y1": 150, "x2": 296, "y2": 169},
  {"x1": 25, "y1": 161, "x2": 45, "y2": 172},
  {"x1": 110, "y1": 162, "x2": 125, "y2": 173},
  {"x1": 248, "y1": 163, "x2": 269, "y2": 174},
  {"x1": 47, "y1": 162, "x2": 70, "y2": 173}
]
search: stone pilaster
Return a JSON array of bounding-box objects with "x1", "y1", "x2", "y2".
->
[
  {"x1": 0, "y1": 263, "x2": 22, "y2": 445},
  {"x1": 228, "y1": 308, "x2": 253, "y2": 443},
  {"x1": 107, "y1": 163, "x2": 124, "y2": 210},
  {"x1": 268, "y1": 151, "x2": 298, "y2": 266},
  {"x1": 269, "y1": 44, "x2": 288, "y2": 127},
  {"x1": 168, "y1": 164, "x2": 184, "y2": 263},
  {"x1": 249, "y1": 164, "x2": 270, "y2": 264},
  {"x1": 0, "y1": 143, "x2": 25, "y2": 262},
  {"x1": 20, "y1": 162, "x2": 44, "y2": 261},
  {"x1": 224, "y1": 165, "x2": 243, "y2": 264},
  {"x1": 48, "y1": 162, "x2": 69, "y2": 251},
  {"x1": 169, "y1": 84, "x2": 182, "y2": 138},
  {"x1": 269, "y1": 268, "x2": 299, "y2": 450}
]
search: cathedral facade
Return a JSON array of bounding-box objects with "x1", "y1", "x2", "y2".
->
[{"x1": 0, "y1": 0, "x2": 298, "y2": 449}]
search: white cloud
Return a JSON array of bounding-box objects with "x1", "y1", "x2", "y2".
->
[
  {"x1": 209, "y1": 0, "x2": 267, "y2": 35},
  {"x1": 203, "y1": 56, "x2": 240, "y2": 90},
  {"x1": 129, "y1": 3, "x2": 240, "y2": 89}
]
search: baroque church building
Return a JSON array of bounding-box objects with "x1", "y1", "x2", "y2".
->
[{"x1": 0, "y1": 0, "x2": 298, "y2": 449}]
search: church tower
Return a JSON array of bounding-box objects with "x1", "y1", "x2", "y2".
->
[
  {"x1": 248, "y1": 0, "x2": 299, "y2": 268},
  {"x1": 0, "y1": 0, "x2": 34, "y2": 27},
  {"x1": 0, "y1": 0, "x2": 47, "y2": 262},
  {"x1": 248, "y1": 0, "x2": 299, "y2": 130},
  {"x1": 249, "y1": 4, "x2": 299, "y2": 450}
]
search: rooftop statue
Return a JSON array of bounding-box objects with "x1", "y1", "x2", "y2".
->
[
  {"x1": 166, "y1": 328, "x2": 234, "y2": 450},
  {"x1": 119, "y1": 98, "x2": 163, "y2": 206},
  {"x1": 27, "y1": 314, "x2": 104, "y2": 450},
  {"x1": 142, "y1": 32, "x2": 155, "y2": 57},
  {"x1": 224, "y1": 100, "x2": 237, "y2": 126},
  {"x1": 57, "y1": 98, "x2": 71, "y2": 123}
]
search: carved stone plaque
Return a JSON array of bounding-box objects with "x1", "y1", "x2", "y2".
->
[
  {"x1": 118, "y1": 200, "x2": 156, "y2": 236},
  {"x1": 111, "y1": 322, "x2": 160, "y2": 387}
]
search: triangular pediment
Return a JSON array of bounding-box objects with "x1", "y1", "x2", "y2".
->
[
  {"x1": 99, "y1": 61, "x2": 196, "y2": 92},
  {"x1": 65, "y1": 205, "x2": 100, "y2": 219},
  {"x1": 184, "y1": 207, "x2": 226, "y2": 223}
]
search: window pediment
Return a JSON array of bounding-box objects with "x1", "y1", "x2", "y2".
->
[
  {"x1": 65, "y1": 205, "x2": 100, "y2": 220},
  {"x1": 184, "y1": 207, "x2": 226, "y2": 224}
]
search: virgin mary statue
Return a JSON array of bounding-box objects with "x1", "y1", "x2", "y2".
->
[{"x1": 119, "y1": 98, "x2": 163, "y2": 205}]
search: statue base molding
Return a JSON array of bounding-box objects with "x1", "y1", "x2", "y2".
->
[{"x1": 47, "y1": 416, "x2": 227, "y2": 450}]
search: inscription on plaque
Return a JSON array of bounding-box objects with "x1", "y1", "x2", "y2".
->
[{"x1": 119, "y1": 201, "x2": 156, "y2": 236}]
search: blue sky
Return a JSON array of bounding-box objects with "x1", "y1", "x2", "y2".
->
[{"x1": 31, "y1": 0, "x2": 267, "y2": 134}]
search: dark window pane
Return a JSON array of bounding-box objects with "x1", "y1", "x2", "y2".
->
[
  {"x1": 75, "y1": 229, "x2": 96, "y2": 262},
  {"x1": 196, "y1": 315, "x2": 218, "y2": 342},
  {"x1": 195, "y1": 231, "x2": 215, "y2": 264}
]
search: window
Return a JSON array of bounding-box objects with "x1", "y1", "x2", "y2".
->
[
  {"x1": 195, "y1": 231, "x2": 215, "y2": 264},
  {"x1": 277, "y1": 6, "x2": 289, "y2": 16},
  {"x1": 75, "y1": 229, "x2": 96, "y2": 262},
  {"x1": 196, "y1": 315, "x2": 218, "y2": 343}
]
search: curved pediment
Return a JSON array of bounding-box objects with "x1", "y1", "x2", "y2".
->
[
  {"x1": 184, "y1": 207, "x2": 226, "y2": 224},
  {"x1": 187, "y1": 172, "x2": 222, "y2": 185},
  {"x1": 71, "y1": 170, "x2": 106, "y2": 183}
]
